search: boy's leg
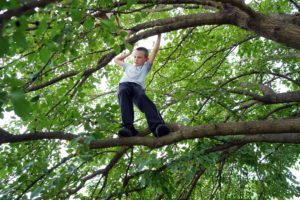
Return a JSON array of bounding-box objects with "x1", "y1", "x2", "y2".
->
[
  {"x1": 132, "y1": 83, "x2": 169, "y2": 137},
  {"x1": 118, "y1": 83, "x2": 138, "y2": 136}
]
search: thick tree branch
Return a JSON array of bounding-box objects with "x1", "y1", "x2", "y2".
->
[
  {"x1": 215, "y1": 0, "x2": 260, "y2": 18},
  {"x1": 116, "y1": 0, "x2": 300, "y2": 49},
  {"x1": 225, "y1": 6, "x2": 300, "y2": 50},
  {"x1": 228, "y1": 89, "x2": 300, "y2": 104},
  {"x1": 130, "y1": 12, "x2": 229, "y2": 34},
  {"x1": 113, "y1": 0, "x2": 222, "y2": 10},
  {"x1": 1, "y1": 119, "x2": 300, "y2": 148},
  {"x1": 0, "y1": 0, "x2": 62, "y2": 31}
]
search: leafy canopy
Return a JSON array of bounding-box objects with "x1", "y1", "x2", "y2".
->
[{"x1": 0, "y1": 0, "x2": 299, "y2": 199}]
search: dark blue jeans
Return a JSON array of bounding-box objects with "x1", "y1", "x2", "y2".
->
[{"x1": 118, "y1": 82, "x2": 165, "y2": 133}]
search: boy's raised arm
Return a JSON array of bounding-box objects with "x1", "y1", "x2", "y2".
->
[
  {"x1": 114, "y1": 51, "x2": 131, "y2": 67},
  {"x1": 149, "y1": 33, "x2": 161, "y2": 66},
  {"x1": 114, "y1": 44, "x2": 134, "y2": 67}
]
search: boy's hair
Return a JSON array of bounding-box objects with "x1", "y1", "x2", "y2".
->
[{"x1": 136, "y1": 47, "x2": 149, "y2": 58}]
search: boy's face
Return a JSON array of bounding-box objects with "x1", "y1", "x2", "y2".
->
[{"x1": 134, "y1": 50, "x2": 148, "y2": 66}]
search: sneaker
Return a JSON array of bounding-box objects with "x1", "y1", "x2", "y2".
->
[
  {"x1": 154, "y1": 124, "x2": 170, "y2": 137},
  {"x1": 118, "y1": 126, "x2": 138, "y2": 137}
]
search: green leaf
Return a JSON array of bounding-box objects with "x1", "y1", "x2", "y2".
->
[
  {"x1": 134, "y1": 14, "x2": 141, "y2": 23},
  {"x1": 125, "y1": 42, "x2": 133, "y2": 51},
  {"x1": 36, "y1": 19, "x2": 48, "y2": 34},
  {"x1": 83, "y1": 16, "x2": 95, "y2": 30},
  {"x1": 101, "y1": 19, "x2": 118, "y2": 32},
  {"x1": 52, "y1": 33, "x2": 63, "y2": 43},
  {"x1": 40, "y1": 47, "x2": 51, "y2": 63},
  {"x1": 114, "y1": 45, "x2": 121, "y2": 54},
  {"x1": 0, "y1": 36, "x2": 9, "y2": 57},
  {"x1": 13, "y1": 30, "x2": 28, "y2": 48},
  {"x1": 119, "y1": 31, "x2": 128, "y2": 37},
  {"x1": 71, "y1": 9, "x2": 83, "y2": 22},
  {"x1": 141, "y1": 11, "x2": 147, "y2": 18},
  {"x1": 10, "y1": 89, "x2": 32, "y2": 118}
]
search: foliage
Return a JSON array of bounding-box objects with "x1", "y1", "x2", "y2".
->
[{"x1": 0, "y1": 0, "x2": 299, "y2": 199}]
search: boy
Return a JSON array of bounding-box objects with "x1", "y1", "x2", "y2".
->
[{"x1": 114, "y1": 33, "x2": 169, "y2": 137}]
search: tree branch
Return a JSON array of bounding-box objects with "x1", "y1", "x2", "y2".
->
[
  {"x1": 289, "y1": 0, "x2": 300, "y2": 12},
  {"x1": 0, "y1": 0, "x2": 62, "y2": 30},
  {"x1": 63, "y1": 147, "x2": 130, "y2": 195},
  {"x1": 1, "y1": 119, "x2": 300, "y2": 148},
  {"x1": 215, "y1": 0, "x2": 261, "y2": 18},
  {"x1": 26, "y1": 70, "x2": 80, "y2": 92},
  {"x1": 228, "y1": 88, "x2": 300, "y2": 104}
]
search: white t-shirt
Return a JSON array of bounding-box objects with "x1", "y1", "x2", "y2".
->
[{"x1": 119, "y1": 61, "x2": 151, "y2": 88}]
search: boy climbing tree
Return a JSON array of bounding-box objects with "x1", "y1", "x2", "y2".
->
[{"x1": 114, "y1": 31, "x2": 170, "y2": 137}]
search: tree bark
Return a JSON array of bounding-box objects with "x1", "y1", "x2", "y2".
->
[
  {"x1": 1, "y1": 118, "x2": 300, "y2": 148},
  {"x1": 229, "y1": 9, "x2": 300, "y2": 50}
]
